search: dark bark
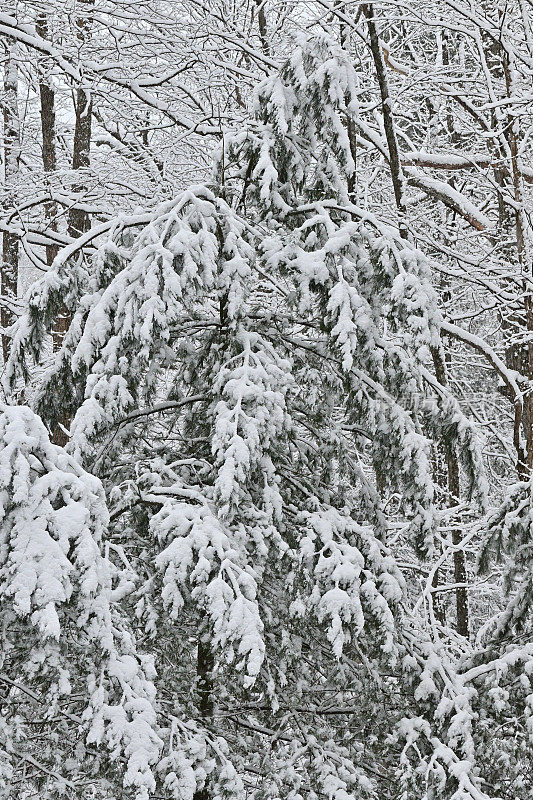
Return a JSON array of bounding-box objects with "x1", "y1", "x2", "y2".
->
[
  {"x1": 254, "y1": 0, "x2": 269, "y2": 56},
  {"x1": 68, "y1": 0, "x2": 94, "y2": 240},
  {"x1": 36, "y1": 14, "x2": 59, "y2": 268},
  {"x1": 67, "y1": 87, "x2": 93, "y2": 239},
  {"x1": 194, "y1": 620, "x2": 215, "y2": 800},
  {"x1": 1, "y1": 43, "x2": 20, "y2": 364},
  {"x1": 431, "y1": 343, "x2": 469, "y2": 637},
  {"x1": 447, "y1": 443, "x2": 468, "y2": 637},
  {"x1": 362, "y1": 4, "x2": 407, "y2": 238}
]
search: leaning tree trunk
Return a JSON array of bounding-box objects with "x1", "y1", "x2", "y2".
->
[
  {"x1": 362, "y1": 3, "x2": 407, "y2": 239},
  {"x1": 1, "y1": 41, "x2": 20, "y2": 364}
]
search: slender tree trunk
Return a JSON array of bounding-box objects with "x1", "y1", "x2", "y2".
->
[
  {"x1": 68, "y1": 0, "x2": 94, "y2": 239},
  {"x1": 364, "y1": 11, "x2": 468, "y2": 632},
  {"x1": 338, "y1": 7, "x2": 358, "y2": 202},
  {"x1": 362, "y1": 3, "x2": 407, "y2": 239},
  {"x1": 36, "y1": 14, "x2": 59, "y2": 268},
  {"x1": 55, "y1": 79, "x2": 93, "y2": 368},
  {"x1": 447, "y1": 444, "x2": 468, "y2": 636},
  {"x1": 1, "y1": 42, "x2": 20, "y2": 364},
  {"x1": 431, "y1": 347, "x2": 468, "y2": 633},
  {"x1": 194, "y1": 617, "x2": 215, "y2": 800},
  {"x1": 501, "y1": 45, "x2": 533, "y2": 475},
  {"x1": 254, "y1": 0, "x2": 269, "y2": 57},
  {"x1": 35, "y1": 14, "x2": 69, "y2": 444},
  {"x1": 49, "y1": 2, "x2": 93, "y2": 445},
  {"x1": 436, "y1": 33, "x2": 468, "y2": 636},
  {"x1": 68, "y1": 86, "x2": 92, "y2": 239}
]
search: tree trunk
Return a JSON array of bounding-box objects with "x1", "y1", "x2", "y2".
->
[
  {"x1": 68, "y1": 0, "x2": 94, "y2": 240},
  {"x1": 1, "y1": 42, "x2": 20, "y2": 364},
  {"x1": 365, "y1": 13, "x2": 469, "y2": 633},
  {"x1": 500, "y1": 44, "x2": 533, "y2": 475},
  {"x1": 338, "y1": 8, "x2": 358, "y2": 203},
  {"x1": 362, "y1": 3, "x2": 407, "y2": 239},
  {"x1": 433, "y1": 36, "x2": 468, "y2": 636},
  {"x1": 35, "y1": 14, "x2": 69, "y2": 444},
  {"x1": 447, "y1": 442, "x2": 468, "y2": 636},
  {"x1": 36, "y1": 14, "x2": 59, "y2": 268},
  {"x1": 254, "y1": 0, "x2": 269, "y2": 56},
  {"x1": 67, "y1": 86, "x2": 93, "y2": 239},
  {"x1": 431, "y1": 345, "x2": 468, "y2": 635},
  {"x1": 194, "y1": 618, "x2": 215, "y2": 800},
  {"x1": 51, "y1": 3, "x2": 93, "y2": 445}
]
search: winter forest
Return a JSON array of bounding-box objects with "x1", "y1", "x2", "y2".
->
[{"x1": 1, "y1": 0, "x2": 533, "y2": 798}]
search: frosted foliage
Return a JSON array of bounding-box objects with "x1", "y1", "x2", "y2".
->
[
  {"x1": 295, "y1": 507, "x2": 404, "y2": 657},
  {"x1": 154, "y1": 501, "x2": 265, "y2": 687},
  {"x1": 248, "y1": 33, "x2": 360, "y2": 207},
  {"x1": 264, "y1": 215, "x2": 465, "y2": 554},
  {"x1": 0, "y1": 404, "x2": 162, "y2": 798},
  {"x1": 18, "y1": 188, "x2": 253, "y2": 463},
  {"x1": 158, "y1": 726, "x2": 244, "y2": 800},
  {"x1": 479, "y1": 478, "x2": 533, "y2": 634},
  {"x1": 68, "y1": 190, "x2": 220, "y2": 458},
  {"x1": 212, "y1": 329, "x2": 291, "y2": 521},
  {"x1": 1, "y1": 15, "x2": 529, "y2": 800},
  {"x1": 0, "y1": 405, "x2": 109, "y2": 639}
]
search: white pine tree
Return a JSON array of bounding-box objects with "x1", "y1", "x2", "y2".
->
[{"x1": 4, "y1": 26, "x2": 531, "y2": 800}]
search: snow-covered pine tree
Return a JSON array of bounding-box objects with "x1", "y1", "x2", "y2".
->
[
  {"x1": 5, "y1": 27, "x2": 530, "y2": 800},
  {"x1": 0, "y1": 403, "x2": 163, "y2": 797}
]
